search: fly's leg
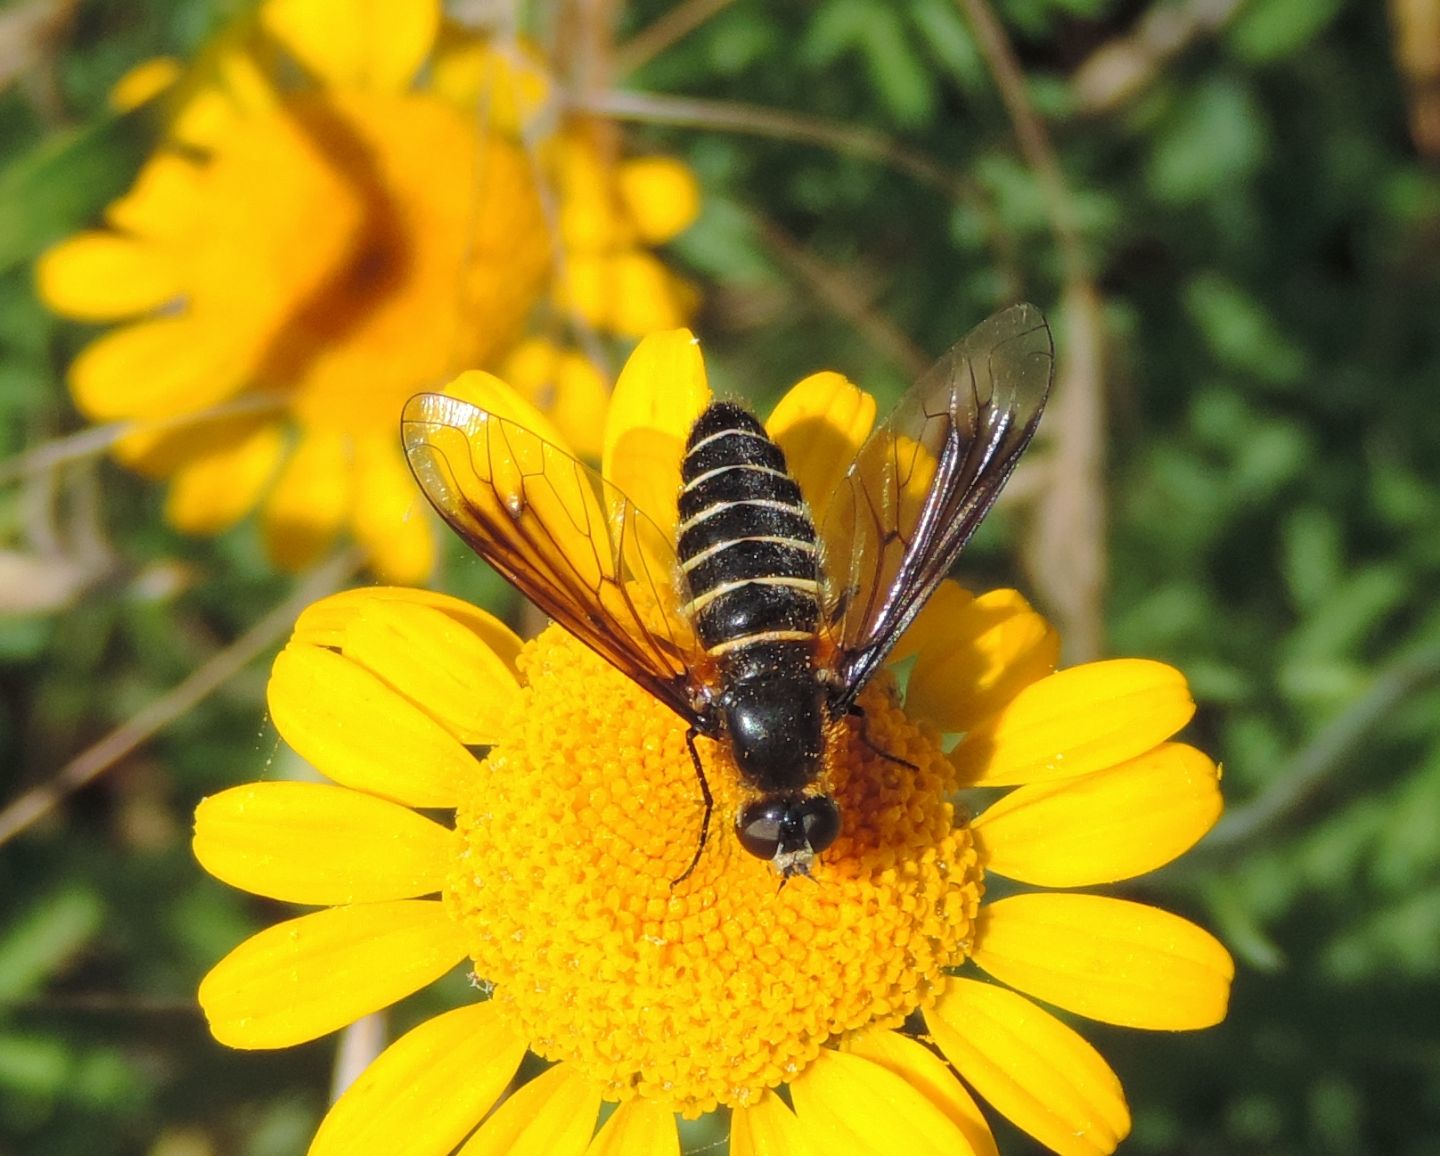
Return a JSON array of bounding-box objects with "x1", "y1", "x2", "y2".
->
[
  {"x1": 848, "y1": 703, "x2": 918, "y2": 771},
  {"x1": 672, "y1": 727, "x2": 714, "y2": 886}
]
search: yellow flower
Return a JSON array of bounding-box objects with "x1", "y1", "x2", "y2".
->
[
  {"x1": 36, "y1": 0, "x2": 699, "y2": 582},
  {"x1": 194, "y1": 333, "x2": 1232, "y2": 1155}
]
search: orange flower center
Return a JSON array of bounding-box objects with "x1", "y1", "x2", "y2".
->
[{"x1": 445, "y1": 626, "x2": 983, "y2": 1115}]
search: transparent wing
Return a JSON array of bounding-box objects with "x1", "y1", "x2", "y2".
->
[
  {"x1": 402, "y1": 393, "x2": 699, "y2": 724},
  {"x1": 822, "y1": 303, "x2": 1053, "y2": 706}
]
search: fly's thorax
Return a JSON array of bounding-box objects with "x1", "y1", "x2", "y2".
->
[{"x1": 719, "y1": 652, "x2": 826, "y2": 791}]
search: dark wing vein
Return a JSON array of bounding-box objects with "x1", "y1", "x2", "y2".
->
[
  {"x1": 823, "y1": 303, "x2": 1054, "y2": 706},
  {"x1": 402, "y1": 393, "x2": 698, "y2": 725}
]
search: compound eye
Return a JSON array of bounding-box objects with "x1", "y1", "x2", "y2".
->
[
  {"x1": 735, "y1": 799, "x2": 787, "y2": 861},
  {"x1": 796, "y1": 795, "x2": 841, "y2": 853}
]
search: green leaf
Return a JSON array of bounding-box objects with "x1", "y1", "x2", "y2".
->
[
  {"x1": 0, "y1": 886, "x2": 103, "y2": 1002},
  {"x1": 1282, "y1": 506, "x2": 1343, "y2": 611},
  {"x1": 0, "y1": 108, "x2": 153, "y2": 275},
  {"x1": 1184, "y1": 274, "x2": 1307, "y2": 388},
  {"x1": 1146, "y1": 76, "x2": 1267, "y2": 207},
  {"x1": 1228, "y1": 0, "x2": 1346, "y2": 63}
]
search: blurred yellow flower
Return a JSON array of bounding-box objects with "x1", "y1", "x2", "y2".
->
[
  {"x1": 37, "y1": 0, "x2": 699, "y2": 581},
  {"x1": 194, "y1": 334, "x2": 1232, "y2": 1155}
]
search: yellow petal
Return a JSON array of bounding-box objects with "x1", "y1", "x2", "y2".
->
[
  {"x1": 848, "y1": 1030, "x2": 997, "y2": 1156},
  {"x1": 430, "y1": 31, "x2": 551, "y2": 134},
  {"x1": 973, "y1": 743, "x2": 1222, "y2": 886},
  {"x1": 602, "y1": 329, "x2": 708, "y2": 537},
  {"x1": 109, "y1": 56, "x2": 182, "y2": 111},
  {"x1": 584, "y1": 1100, "x2": 678, "y2": 1156},
  {"x1": 199, "y1": 900, "x2": 466, "y2": 1049},
  {"x1": 605, "y1": 252, "x2": 694, "y2": 336},
  {"x1": 731, "y1": 1093, "x2": 818, "y2": 1156},
  {"x1": 193, "y1": 782, "x2": 454, "y2": 904},
  {"x1": 331, "y1": 596, "x2": 521, "y2": 745},
  {"x1": 106, "y1": 152, "x2": 204, "y2": 241},
  {"x1": 459, "y1": 1063, "x2": 601, "y2": 1156},
  {"x1": 846, "y1": 1030, "x2": 996, "y2": 1156},
  {"x1": 972, "y1": 894, "x2": 1234, "y2": 1030},
  {"x1": 292, "y1": 587, "x2": 523, "y2": 672},
  {"x1": 789, "y1": 1048, "x2": 982, "y2": 1155},
  {"x1": 267, "y1": 644, "x2": 472, "y2": 807},
  {"x1": 555, "y1": 136, "x2": 623, "y2": 250},
  {"x1": 927, "y1": 978, "x2": 1130, "y2": 1156},
  {"x1": 766, "y1": 371, "x2": 876, "y2": 530},
  {"x1": 261, "y1": 0, "x2": 440, "y2": 90},
  {"x1": 261, "y1": 430, "x2": 350, "y2": 573},
  {"x1": 310, "y1": 1002, "x2": 528, "y2": 1156},
  {"x1": 68, "y1": 318, "x2": 249, "y2": 422},
  {"x1": 617, "y1": 157, "x2": 701, "y2": 244},
  {"x1": 113, "y1": 410, "x2": 278, "y2": 479},
  {"x1": 36, "y1": 232, "x2": 182, "y2": 321},
  {"x1": 169, "y1": 37, "x2": 281, "y2": 150},
  {"x1": 500, "y1": 339, "x2": 612, "y2": 463},
  {"x1": 352, "y1": 435, "x2": 436, "y2": 585},
  {"x1": 445, "y1": 369, "x2": 572, "y2": 452},
  {"x1": 950, "y1": 659, "x2": 1195, "y2": 786},
  {"x1": 906, "y1": 589, "x2": 1060, "y2": 735},
  {"x1": 891, "y1": 580, "x2": 972, "y2": 666},
  {"x1": 164, "y1": 422, "x2": 284, "y2": 534}
]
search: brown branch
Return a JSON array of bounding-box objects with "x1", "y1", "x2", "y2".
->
[
  {"x1": 614, "y1": 0, "x2": 736, "y2": 76},
  {"x1": 954, "y1": 0, "x2": 1108, "y2": 662},
  {"x1": 0, "y1": 394, "x2": 286, "y2": 485},
  {"x1": 0, "y1": 547, "x2": 364, "y2": 846},
  {"x1": 1071, "y1": 0, "x2": 1244, "y2": 116},
  {"x1": 571, "y1": 89, "x2": 981, "y2": 204},
  {"x1": 757, "y1": 215, "x2": 931, "y2": 379}
]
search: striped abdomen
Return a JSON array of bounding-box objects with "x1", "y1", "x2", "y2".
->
[{"x1": 676, "y1": 402, "x2": 821, "y2": 675}]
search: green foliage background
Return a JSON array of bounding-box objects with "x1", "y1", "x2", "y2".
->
[{"x1": 3, "y1": 0, "x2": 1439, "y2": 1152}]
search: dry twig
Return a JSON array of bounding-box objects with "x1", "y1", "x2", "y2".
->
[{"x1": 0, "y1": 548, "x2": 364, "y2": 846}]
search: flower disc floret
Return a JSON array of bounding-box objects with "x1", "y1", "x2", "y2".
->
[{"x1": 445, "y1": 626, "x2": 981, "y2": 1115}]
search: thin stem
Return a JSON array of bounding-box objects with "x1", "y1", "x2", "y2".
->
[
  {"x1": 571, "y1": 89, "x2": 979, "y2": 203},
  {"x1": 614, "y1": 0, "x2": 736, "y2": 76},
  {"x1": 0, "y1": 394, "x2": 286, "y2": 485},
  {"x1": 757, "y1": 215, "x2": 930, "y2": 379},
  {"x1": 1202, "y1": 638, "x2": 1440, "y2": 854},
  {"x1": 0, "y1": 548, "x2": 364, "y2": 846},
  {"x1": 953, "y1": 0, "x2": 1108, "y2": 662}
]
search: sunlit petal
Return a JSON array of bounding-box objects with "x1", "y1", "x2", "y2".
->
[
  {"x1": 199, "y1": 900, "x2": 467, "y2": 1048},
  {"x1": 352, "y1": 434, "x2": 436, "y2": 584},
  {"x1": 730, "y1": 1092, "x2": 817, "y2": 1156},
  {"x1": 583, "y1": 1100, "x2": 679, "y2": 1156},
  {"x1": 906, "y1": 588, "x2": 1060, "y2": 735},
  {"x1": 310, "y1": 1002, "x2": 528, "y2": 1156},
  {"x1": 973, "y1": 743, "x2": 1222, "y2": 886},
  {"x1": 262, "y1": 430, "x2": 351, "y2": 573},
  {"x1": 267, "y1": 644, "x2": 472, "y2": 807},
  {"x1": 927, "y1": 978, "x2": 1130, "y2": 1156},
  {"x1": 972, "y1": 894, "x2": 1234, "y2": 1030},
  {"x1": 951, "y1": 659, "x2": 1195, "y2": 786},
  {"x1": 194, "y1": 782, "x2": 453, "y2": 904},
  {"x1": 262, "y1": 0, "x2": 440, "y2": 90},
  {"x1": 617, "y1": 156, "x2": 701, "y2": 244},
  {"x1": 602, "y1": 328, "x2": 709, "y2": 537},
  {"x1": 36, "y1": 232, "x2": 182, "y2": 321},
  {"x1": 164, "y1": 422, "x2": 284, "y2": 533},
  {"x1": 848, "y1": 1029, "x2": 996, "y2": 1156},
  {"x1": 458, "y1": 1063, "x2": 601, "y2": 1156},
  {"x1": 766, "y1": 371, "x2": 876, "y2": 533},
  {"x1": 790, "y1": 1048, "x2": 981, "y2": 1155}
]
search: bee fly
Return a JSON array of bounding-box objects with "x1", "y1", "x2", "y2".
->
[
  {"x1": 676, "y1": 401, "x2": 839, "y2": 876},
  {"x1": 401, "y1": 304, "x2": 1053, "y2": 882}
]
